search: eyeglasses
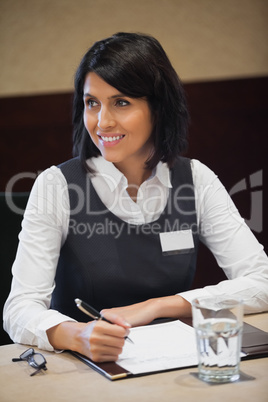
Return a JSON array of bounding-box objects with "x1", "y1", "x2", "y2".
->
[{"x1": 12, "y1": 348, "x2": 47, "y2": 376}]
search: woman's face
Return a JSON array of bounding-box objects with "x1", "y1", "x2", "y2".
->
[{"x1": 83, "y1": 72, "x2": 154, "y2": 170}]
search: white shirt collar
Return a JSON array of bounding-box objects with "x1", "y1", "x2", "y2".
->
[
  {"x1": 87, "y1": 156, "x2": 172, "y2": 191},
  {"x1": 154, "y1": 161, "x2": 172, "y2": 188},
  {"x1": 87, "y1": 157, "x2": 124, "y2": 192}
]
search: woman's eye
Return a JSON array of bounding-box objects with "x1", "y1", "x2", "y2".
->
[
  {"x1": 87, "y1": 99, "x2": 98, "y2": 108},
  {"x1": 116, "y1": 99, "x2": 129, "y2": 107}
]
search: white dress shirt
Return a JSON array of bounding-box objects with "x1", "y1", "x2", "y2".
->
[{"x1": 3, "y1": 157, "x2": 268, "y2": 351}]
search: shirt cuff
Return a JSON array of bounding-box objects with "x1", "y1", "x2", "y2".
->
[
  {"x1": 177, "y1": 288, "x2": 213, "y2": 305},
  {"x1": 36, "y1": 311, "x2": 77, "y2": 351}
]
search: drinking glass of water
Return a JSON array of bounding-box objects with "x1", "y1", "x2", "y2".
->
[{"x1": 192, "y1": 297, "x2": 244, "y2": 383}]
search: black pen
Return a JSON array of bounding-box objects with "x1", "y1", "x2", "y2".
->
[{"x1": 74, "y1": 298, "x2": 134, "y2": 343}]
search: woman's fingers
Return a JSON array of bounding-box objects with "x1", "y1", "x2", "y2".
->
[
  {"x1": 80, "y1": 319, "x2": 128, "y2": 362},
  {"x1": 100, "y1": 310, "x2": 132, "y2": 329},
  {"x1": 88, "y1": 337, "x2": 124, "y2": 362},
  {"x1": 90, "y1": 320, "x2": 126, "y2": 346}
]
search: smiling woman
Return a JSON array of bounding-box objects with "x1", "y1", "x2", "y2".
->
[
  {"x1": 72, "y1": 33, "x2": 189, "y2": 177},
  {"x1": 3, "y1": 32, "x2": 268, "y2": 364}
]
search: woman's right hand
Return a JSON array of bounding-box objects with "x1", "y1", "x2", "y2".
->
[{"x1": 47, "y1": 313, "x2": 131, "y2": 362}]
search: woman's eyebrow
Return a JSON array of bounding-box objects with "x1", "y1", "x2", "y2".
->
[
  {"x1": 109, "y1": 93, "x2": 127, "y2": 99},
  {"x1": 83, "y1": 93, "x2": 95, "y2": 99},
  {"x1": 83, "y1": 92, "x2": 127, "y2": 99}
]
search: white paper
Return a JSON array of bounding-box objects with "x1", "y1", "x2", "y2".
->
[{"x1": 117, "y1": 320, "x2": 198, "y2": 375}]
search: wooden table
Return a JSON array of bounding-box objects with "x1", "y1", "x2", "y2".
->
[{"x1": 0, "y1": 313, "x2": 267, "y2": 402}]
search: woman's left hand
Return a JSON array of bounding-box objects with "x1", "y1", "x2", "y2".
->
[
  {"x1": 101, "y1": 300, "x2": 156, "y2": 327},
  {"x1": 101, "y1": 295, "x2": 192, "y2": 327}
]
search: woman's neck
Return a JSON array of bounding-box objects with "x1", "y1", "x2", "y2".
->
[{"x1": 114, "y1": 160, "x2": 152, "y2": 202}]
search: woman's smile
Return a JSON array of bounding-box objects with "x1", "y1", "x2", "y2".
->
[{"x1": 97, "y1": 133, "x2": 125, "y2": 146}]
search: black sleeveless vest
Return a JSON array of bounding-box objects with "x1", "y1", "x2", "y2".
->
[{"x1": 51, "y1": 157, "x2": 199, "y2": 321}]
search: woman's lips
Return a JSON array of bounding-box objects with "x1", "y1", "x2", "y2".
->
[{"x1": 98, "y1": 134, "x2": 125, "y2": 147}]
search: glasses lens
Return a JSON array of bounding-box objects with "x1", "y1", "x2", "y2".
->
[
  {"x1": 20, "y1": 348, "x2": 34, "y2": 360},
  {"x1": 32, "y1": 353, "x2": 46, "y2": 367}
]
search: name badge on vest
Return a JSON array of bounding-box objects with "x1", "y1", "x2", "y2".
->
[{"x1": 159, "y1": 229, "x2": 194, "y2": 256}]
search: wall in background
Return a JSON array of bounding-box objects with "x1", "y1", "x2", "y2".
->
[{"x1": 1, "y1": 0, "x2": 268, "y2": 97}]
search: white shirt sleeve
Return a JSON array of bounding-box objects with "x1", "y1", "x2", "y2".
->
[
  {"x1": 179, "y1": 159, "x2": 268, "y2": 314},
  {"x1": 3, "y1": 166, "x2": 74, "y2": 351}
]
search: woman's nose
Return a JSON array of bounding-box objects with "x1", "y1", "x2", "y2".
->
[{"x1": 97, "y1": 106, "x2": 116, "y2": 129}]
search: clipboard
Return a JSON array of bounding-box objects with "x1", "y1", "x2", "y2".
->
[
  {"x1": 70, "y1": 319, "x2": 268, "y2": 381},
  {"x1": 70, "y1": 351, "x2": 132, "y2": 380},
  {"x1": 241, "y1": 322, "x2": 268, "y2": 359}
]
